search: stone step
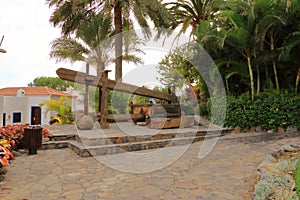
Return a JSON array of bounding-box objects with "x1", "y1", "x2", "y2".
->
[
  {"x1": 41, "y1": 134, "x2": 76, "y2": 150},
  {"x1": 76, "y1": 132, "x2": 203, "y2": 146},
  {"x1": 48, "y1": 133, "x2": 76, "y2": 141},
  {"x1": 42, "y1": 140, "x2": 69, "y2": 150},
  {"x1": 75, "y1": 129, "x2": 229, "y2": 147},
  {"x1": 69, "y1": 132, "x2": 226, "y2": 157}
]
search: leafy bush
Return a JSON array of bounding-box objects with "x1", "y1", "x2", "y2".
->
[
  {"x1": 253, "y1": 180, "x2": 273, "y2": 200},
  {"x1": 39, "y1": 96, "x2": 73, "y2": 124},
  {"x1": 207, "y1": 92, "x2": 300, "y2": 130},
  {"x1": 296, "y1": 159, "x2": 300, "y2": 198}
]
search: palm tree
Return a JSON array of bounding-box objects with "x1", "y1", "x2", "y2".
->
[
  {"x1": 50, "y1": 13, "x2": 112, "y2": 72},
  {"x1": 218, "y1": 1, "x2": 257, "y2": 100},
  {"x1": 47, "y1": 0, "x2": 173, "y2": 81},
  {"x1": 166, "y1": 0, "x2": 220, "y2": 39},
  {"x1": 50, "y1": 12, "x2": 144, "y2": 74},
  {"x1": 50, "y1": 13, "x2": 145, "y2": 114},
  {"x1": 278, "y1": 0, "x2": 300, "y2": 93},
  {"x1": 254, "y1": 0, "x2": 290, "y2": 93}
]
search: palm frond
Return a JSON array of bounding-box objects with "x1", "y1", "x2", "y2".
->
[
  {"x1": 50, "y1": 37, "x2": 89, "y2": 63},
  {"x1": 279, "y1": 31, "x2": 300, "y2": 61}
]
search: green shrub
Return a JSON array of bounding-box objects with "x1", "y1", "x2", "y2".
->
[
  {"x1": 253, "y1": 159, "x2": 298, "y2": 200},
  {"x1": 253, "y1": 180, "x2": 273, "y2": 200},
  {"x1": 207, "y1": 92, "x2": 300, "y2": 130},
  {"x1": 296, "y1": 159, "x2": 300, "y2": 198}
]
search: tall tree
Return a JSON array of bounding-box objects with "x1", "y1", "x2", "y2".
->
[
  {"x1": 279, "y1": 0, "x2": 300, "y2": 93},
  {"x1": 28, "y1": 76, "x2": 74, "y2": 91},
  {"x1": 217, "y1": 0, "x2": 262, "y2": 100},
  {"x1": 255, "y1": 0, "x2": 289, "y2": 93},
  {"x1": 50, "y1": 13, "x2": 112, "y2": 73},
  {"x1": 50, "y1": 12, "x2": 144, "y2": 114},
  {"x1": 47, "y1": 0, "x2": 173, "y2": 81},
  {"x1": 166, "y1": 0, "x2": 221, "y2": 39},
  {"x1": 50, "y1": 13, "x2": 144, "y2": 75}
]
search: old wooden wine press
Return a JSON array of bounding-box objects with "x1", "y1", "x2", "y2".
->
[{"x1": 56, "y1": 68, "x2": 195, "y2": 129}]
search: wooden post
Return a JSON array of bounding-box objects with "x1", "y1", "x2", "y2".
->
[
  {"x1": 167, "y1": 85, "x2": 172, "y2": 104},
  {"x1": 98, "y1": 89, "x2": 102, "y2": 113},
  {"x1": 99, "y1": 70, "x2": 111, "y2": 129},
  {"x1": 167, "y1": 84, "x2": 176, "y2": 104},
  {"x1": 97, "y1": 71, "x2": 102, "y2": 113}
]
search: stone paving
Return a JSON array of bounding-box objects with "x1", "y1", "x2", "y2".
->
[{"x1": 0, "y1": 131, "x2": 299, "y2": 200}]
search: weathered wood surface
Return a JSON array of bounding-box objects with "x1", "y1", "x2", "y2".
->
[
  {"x1": 56, "y1": 68, "x2": 176, "y2": 102},
  {"x1": 129, "y1": 103, "x2": 180, "y2": 118},
  {"x1": 95, "y1": 113, "x2": 145, "y2": 122},
  {"x1": 149, "y1": 104, "x2": 180, "y2": 118},
  {"x1": 148, "y1": 116, "x2": 195, "y2": 129}
]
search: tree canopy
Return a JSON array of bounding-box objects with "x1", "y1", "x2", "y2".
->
[
  {"x1": 158, "y1": 0, "x2": 300, "y2": 99},
  {"x1": 28, "y1": 76, "x2": 74, "y2": 91}
]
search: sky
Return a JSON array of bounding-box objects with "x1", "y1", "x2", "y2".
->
[
  {"x1": 0, "y1": 1, "x2": 74, "y2": 88},
  {"x1": 0, "y1": 1, "x2": 187, "y2": 89}
]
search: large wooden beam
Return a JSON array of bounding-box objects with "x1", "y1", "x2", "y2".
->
[{"x1": 56, "y1": 68, "x2": 176, "y2": 102}]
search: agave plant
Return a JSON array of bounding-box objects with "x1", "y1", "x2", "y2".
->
[{"x1": 39, "y1": 96, "x2": 73, "y2": 124}]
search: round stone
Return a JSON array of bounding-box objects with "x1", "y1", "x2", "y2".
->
[{"x1": 76, "y1": 115, "x2": 94, "y2": 130}]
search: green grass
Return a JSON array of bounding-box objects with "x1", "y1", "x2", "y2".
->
[{"x1": 296, "y1": 159, "x2": 300, "y2": 198}]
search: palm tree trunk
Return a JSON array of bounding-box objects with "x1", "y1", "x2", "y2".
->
[
  {"x1": 296, "y1": 66, "x2": 300, "y2": 94},
  {"x1": 270, "y1": 33, "x2": 280, "y2": 92},
  {"x1": 225, "y1": 78, "x2": 229, "y2": 94},
  {"x1": 256, "y1": 65, "x2": 260, "y2": 95},
  {"x1": 246, "y1": 52, "x2": 255, "y2": 101},
  {"x1": 84, "y1": 63, "x2": 90, "y2": 115},
  {"x1": 272, "y1": 61, "x2": 280, "y2": 92},
  {"x1": 114, "y1": 1, "x2": 123, "y2": 82},
  {"x1": 97, "y1": 66, "x2": 103, "y2": 113},
  {"x1": 254, "y1": 50, "x2": 260, "y2": 95},
  {"x1": 265, "y1": 64, "x2": 272, "y2": 89}
]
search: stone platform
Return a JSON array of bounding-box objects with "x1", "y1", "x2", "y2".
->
[{"x1": 42, "y1": 122, "x2": 230, "y2": 157}]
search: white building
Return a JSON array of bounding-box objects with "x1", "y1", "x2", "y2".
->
[{"x1": 0, "y1": 86, "x2": 76, "y2": 126}]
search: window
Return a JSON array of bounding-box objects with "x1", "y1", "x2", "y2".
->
[{"x1": 13, "y1": 112, "x2": 21, "y2": 123}]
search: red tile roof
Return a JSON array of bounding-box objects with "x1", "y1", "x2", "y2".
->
[{"x1": 0, "y1": 87, "x2": 74, "y2": 97}]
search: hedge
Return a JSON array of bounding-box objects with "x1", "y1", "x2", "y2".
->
[{"x1": 207, "y1": 92, "x2": 300, "y2": 130}]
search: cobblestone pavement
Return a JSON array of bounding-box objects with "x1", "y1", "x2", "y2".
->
[{"x1": 0, "y1": 132, "x2": 299, "y2": 200}]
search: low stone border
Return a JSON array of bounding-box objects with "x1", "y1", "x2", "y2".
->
[
  {"x1": 254, "y1": 142, "x2": 300, "y2": 199},
  {"x1": 232, "y1": 126, "x2": 299, "y2": 134},
  {"x1": 258, "y1": 142, "x2": 300, "y2": 171}
]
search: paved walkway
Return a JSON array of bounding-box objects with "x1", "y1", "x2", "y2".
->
[{"x1": 0, "y1": 131, "x2": 299, "y2": 200}]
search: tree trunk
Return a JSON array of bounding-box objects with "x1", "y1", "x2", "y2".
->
[
  {"x1": 114, "y1": 1, "x2": 123, "y2": 82},
  {"x1": 246, "y1": 52, "x2": 255, "y2": 101},
  {"x1": 270, "y1": 33, "x2": 279, "y2": 92},
  {"x1": 97, "y1": 68, "x2": 102, "y2": 113},
  {"x1": 296, "y1": 66, "x2": 300, "y2": 94},
  {"x1": 84, "y1": 63, "x2": 90, "y2": 115},
  {"x1": 254, "y1": 50, "x2": 260, "y2": 95},
  {"x1": 272, "y1": 61, "x2": 280, "y2": 92},
  {"x1": 265, "y1": 64, "x2": 272, "y2": 89},
  {"x1": 225, "y1": 78, "x2": 229, "y2": 94},
  {"x1": 256, "y1": 65, "x2": 260, "y2": 95}
]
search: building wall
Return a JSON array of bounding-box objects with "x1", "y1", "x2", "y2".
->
[
  {"x1": 0, "y1": 95, "x2": 76, "y2": 126},
  {"x1": 28, "y1": 96, "x2": 51, "y2": 125},
  {"x1": 0, "y1": 96, "x2": 4, "y2": 126},
  {"x1": 66, "y1": 87, "x2": 84, "y2": 112},
  {"x1": 3, "y1": 96, "x2": 28, "y2": 125}
]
